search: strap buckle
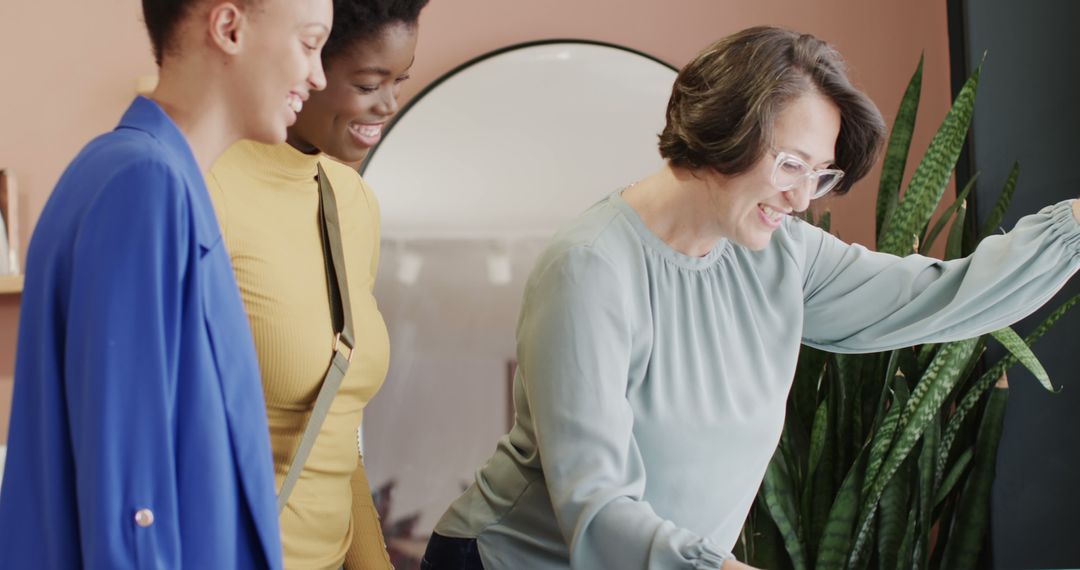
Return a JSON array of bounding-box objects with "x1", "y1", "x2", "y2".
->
[{"x1": 332, "y1": 332, "x2": 355, "y2": 363}]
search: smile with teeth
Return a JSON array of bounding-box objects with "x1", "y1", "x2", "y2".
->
[
  {"x1": 760, "y1": 204, "x2": 786, "y2": 224},
  {"x1": 287, "y1": 93, "x2": 304, "y2": 114},
  {"x1": 350, "y1": 123, "x2": 383, "y2": 138}
]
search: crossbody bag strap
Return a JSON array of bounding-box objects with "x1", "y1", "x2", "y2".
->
[{"x1": 277, "y1": 162, "x2": 356, "y2": 514}]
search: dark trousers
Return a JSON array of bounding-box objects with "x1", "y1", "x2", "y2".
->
[{"x1": 420, "y1": 532, "x2": 485, "y2": 570}]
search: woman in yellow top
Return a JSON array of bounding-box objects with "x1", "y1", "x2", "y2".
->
[{"x1": 207, "y1": 0, "x2": 428, "y2": 567}]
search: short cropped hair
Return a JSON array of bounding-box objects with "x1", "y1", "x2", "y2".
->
[
  {"x1": 141, "y1": 0, "x2": 256, "y2": 66},
  {"x1": 322, "y1": 0, "x2": 429, "y2": 64},
  {"x1": 658, "y1": 26, "x2": 887, "y2": 195}
]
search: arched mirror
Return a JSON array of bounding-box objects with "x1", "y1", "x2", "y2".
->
[{"x1": 360, "y1": 40, "x2": 677, "y2": 567}]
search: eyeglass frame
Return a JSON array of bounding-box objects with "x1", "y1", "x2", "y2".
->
[{"x1": 769, "y1": 148, "x2": 845, "y2": 200}]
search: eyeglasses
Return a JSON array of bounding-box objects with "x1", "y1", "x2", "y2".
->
[{"x1": 771, "y1": 149, "x2": 844, "y2": 200}]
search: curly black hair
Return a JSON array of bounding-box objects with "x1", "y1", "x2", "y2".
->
[{"x1": 322, "y1": 0, "x2": 429, "y2": 63}]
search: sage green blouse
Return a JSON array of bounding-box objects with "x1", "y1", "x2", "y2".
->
[{"x1": 436, "y1": 192, "x2": 1080, "y2": 569}]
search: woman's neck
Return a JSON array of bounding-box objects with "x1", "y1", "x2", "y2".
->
[
  {"x1": 285, "y1": 129, "x2": 321, "y2": 156},
  {"x1": 151, "y1": 63, "x2": 242, "y2": 172},
  {"x1": 622, "y1": 164, "x2": 726, "y2": 257}
]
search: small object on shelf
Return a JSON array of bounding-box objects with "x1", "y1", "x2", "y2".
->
[
  {"x1": 0, "y1": 168, "x2": 20, "y2": 276},
  {"x1": 0, "y1": 274, "x2": 23, "y2": 295}
]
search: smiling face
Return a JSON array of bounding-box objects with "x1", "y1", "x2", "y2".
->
[
  {"x1": 709, "y1": 90, "x2": 841, "y2": 250},
  {"x1": 228, "y1": 0, "x2": 333, "y2": 144},
  {"x1": 286, "y1": 21, "x2": 419, "y2": 161}
]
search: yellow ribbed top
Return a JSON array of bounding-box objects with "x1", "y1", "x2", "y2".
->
[{"x1": 207, "y1": 140, "x2": 391, "y2": 570}]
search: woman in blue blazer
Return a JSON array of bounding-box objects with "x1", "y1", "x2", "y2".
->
[{"x1": 0, "y1": 0, "x2": 332, "y2": 567}]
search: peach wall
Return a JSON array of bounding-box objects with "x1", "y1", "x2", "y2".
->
[
  {"x1": 0, "y1": 0, "x2": 952, "y2": 441},
  {"x1": 0, "y1": 0, "x2": 161, "y2": 442}
]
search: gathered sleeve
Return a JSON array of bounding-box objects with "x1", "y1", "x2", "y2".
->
[
  {"x1": 798, "y1": 200, "x2": 1080, "y2": 353},
  {"x1": 64, "y1": 160, "x2": 190, "y2": 568},
  {"x1": 518, "y1": 245, "x2": 733, "y2": 569}
]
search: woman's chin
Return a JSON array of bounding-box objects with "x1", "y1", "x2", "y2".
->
[{"x1": 251, "y1": 130, "x2": 287, "y2": 147}]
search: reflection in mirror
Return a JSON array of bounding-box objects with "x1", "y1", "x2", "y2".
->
[{"x1": 360, "y1": 41, "x2": 676, "y2": 567}]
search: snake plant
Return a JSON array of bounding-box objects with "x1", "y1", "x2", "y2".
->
[{"x1": 734, "y1": 56, "x2": 1078, "y2": 570}]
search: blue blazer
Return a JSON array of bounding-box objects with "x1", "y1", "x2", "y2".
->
[{"x1": 0, "y1": 97, "x2": 283, "y2": 569}]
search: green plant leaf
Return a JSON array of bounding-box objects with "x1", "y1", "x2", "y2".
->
[
  {"x1": 806, "y1": 400, "x2": 829, "y2": 487},
  {"x1": 894, "y1": 500, "x2": 919, "y2": 570},
  {"x1": 875, "y1": 455, "x2": 911, "y2": 570},
  {"x1": 849, "y1": 354, "x2": 882, "y2": 457},
  {"x1": 940, "y1": 387, "x2": 1008, "y2": 570},
  {"x1": 936, "y1": 292, "x2": 1080, "y2": 496},
  {"x1": 830, "y1": 354, "x2": 867, "y2": 478},
  {"x1": 977, "y1": 161, "x2": 1020, "y2": 242},
  {"x1": 916, "y1": 342, "x2": 938, "y2": 371},
  {"x1": 819, "y1": 210, "x2": 832, "y2": 234},
  {"x1": 792, "y1": 345, "x2": 828, "y2": 438},
  {"x1": 741, "y1": 500, "x2": 797, "y2": 570},
  {"x1": 877, "y1": 55, "x2": 924, "y2": 240},
  {"x1": 761, "y1": 449, "x2": 808, "y2": 570},
  {"x1": 944, "y1": 200, "x2": 968, "y2": 261},
  {"x1": 826, "y1": 355, "x2": 847, "y2": 483},
  {"x1": 847, "y1": 338, "x2": 979, "y2": 569},
  {"x1": 929, "y1": 491, "x2": 958, "y2": 569},
  {"x1": 989, "y1": 326, "x2": 1057, "y2": 392},
  {"x1": 807, "y1": 444, "x2": 838, "y2": 563},
  {"x1": 801, "y1": 398, "x2": 834, "y2": 562},
  {"x1": 815, "y1": 454, "x2": 867, "y2": 568},
  {"x1": 897, "y1": 347, "x2": 922, "y2": 384},
  {"x1": 934, "y1": 447, "x2": 973, "y2": 509},
  {"x1": 898, "y1": 341, "x2": 977, "y2": 434},
  {"x1": 863, "y1": 378, "x2": 907, "y2": 499},
  {"x1": 861, "y1": 353, "x2": 902, "y2": 450},
  {"x1": 914, "y1": 418, "x2": 940, "y2": 569},
  {"x1": 877, "y1": 64, "x2": 981, "y2": 256},
  {"x1": 920, "y1": 173, "x2": 977, "y2": 256}
]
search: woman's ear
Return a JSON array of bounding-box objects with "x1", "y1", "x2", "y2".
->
[{"x1": 207, "y1": 2, "x2": 246, "y2": 56}]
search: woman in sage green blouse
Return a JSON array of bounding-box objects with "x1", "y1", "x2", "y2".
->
[{"x1": 422, "y1": 27, "x2": 1080, "y2": 570}]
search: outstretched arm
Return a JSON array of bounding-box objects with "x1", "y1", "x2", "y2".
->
[{"x1": 797, "y1": 200, "x2": 1080, "y2": 352}]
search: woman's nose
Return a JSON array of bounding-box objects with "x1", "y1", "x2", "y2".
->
[{"x1": 783, "y1": 177, "x2": 813, "y2": 212}]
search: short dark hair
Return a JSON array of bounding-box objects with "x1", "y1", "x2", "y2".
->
[
  {"x1": 322, "y1": 0, "x2": 429, "y2": 64},
  {"x1": 658, "y1": 26, "x2": 886, "y2": 195},
  {"x1": 142, "y1": 0, "x2": 265, "y2": 67},
  {"x1": 142, "y1": 0, "x2": 198, "y2": 66}
]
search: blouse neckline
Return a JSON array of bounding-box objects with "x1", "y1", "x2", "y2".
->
[{"x1": 609, "y1": 189, "x2": 729, "y2": 270}]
